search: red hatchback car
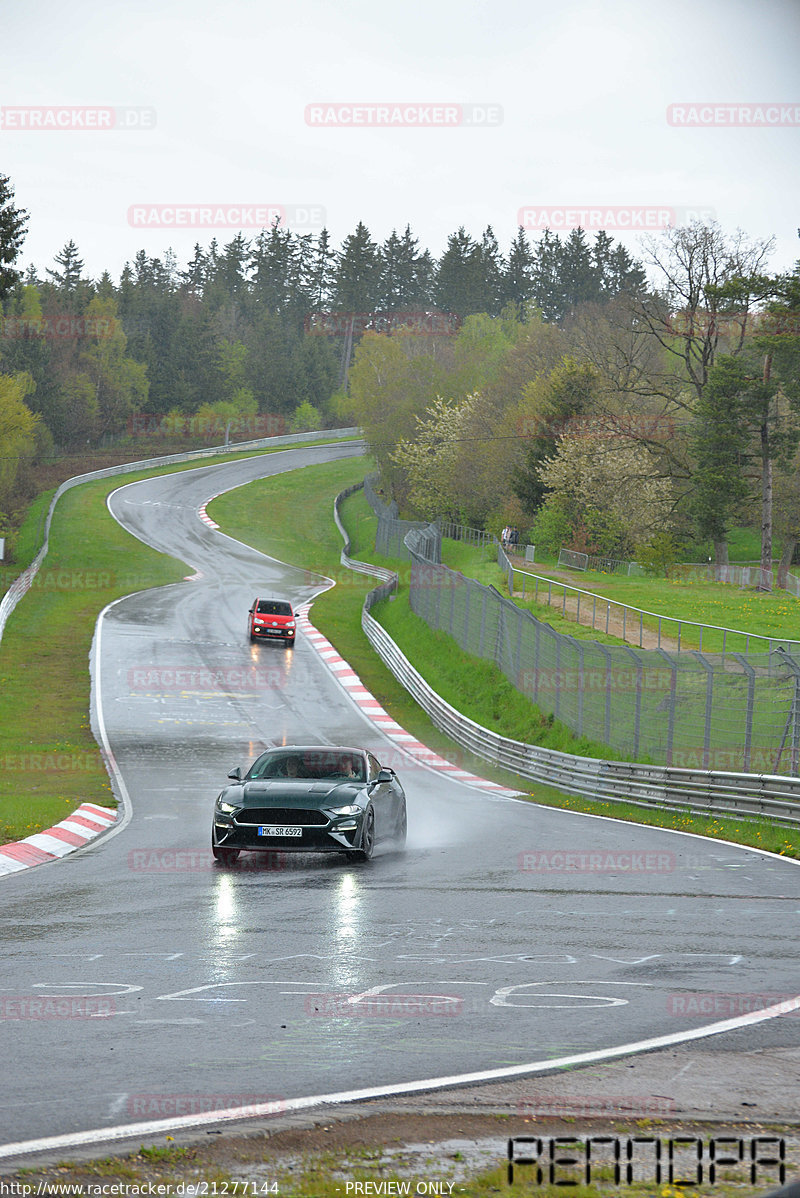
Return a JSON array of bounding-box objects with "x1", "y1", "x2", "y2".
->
[{"x1": 248, "y1": 598, "x2": 296, "y2": 646}]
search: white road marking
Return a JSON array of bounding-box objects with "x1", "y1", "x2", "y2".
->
[{"x1": 2, "y1": 991, "x2": 799, "y2": 1161}]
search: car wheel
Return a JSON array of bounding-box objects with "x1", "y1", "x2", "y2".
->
[
  {"x1": 354, "y1": 805, "x2": 375, "y2": 862},
  {"x1": 212, "y1": 834, "x2": 240, "y2": 866},
  {"x1": 286, "y1": 637, "x2": 295, "y2": 648},
  {"x1": 394, "y1": 802, "x2": 407, "y2": 849}
]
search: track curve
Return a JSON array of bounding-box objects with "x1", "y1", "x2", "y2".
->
[{"x1": 1, "y1": 441, "x2": 798, "y2": 1156}]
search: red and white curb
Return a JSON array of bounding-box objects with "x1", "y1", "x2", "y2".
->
[
  {"x1": 197, "y1": 502, "x2": 218, "y2": 530},
  {"x1": 183, "y1": 501, "x2": 218, "y2": 577},
  {"x1": 295, "y1": 605, "x2": 520, "y2": 797},
  {"x1": 0, "y1": 803, "x2": 117, "y2": 877}
]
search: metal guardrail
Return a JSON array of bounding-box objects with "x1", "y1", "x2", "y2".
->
[
  {"x1": 335, "y1": 481, "x2": 800, "y2": 826},
  {"x1": 0, "y1": 427, "x2": 360, "y2": 645},
  {"x1": 558, "y1": 547, "x2": 644, "y2": 576}
]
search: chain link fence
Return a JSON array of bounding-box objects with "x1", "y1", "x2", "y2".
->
[
  {"x1": 361, "y1": 481, "x2": 800, "y2": 776},
  {"x1": 411, "y1": 527, "x2": 800, "y2": 773},
  {"x1": 363, "y1": 473, "x2": 440, "y2": 562}
]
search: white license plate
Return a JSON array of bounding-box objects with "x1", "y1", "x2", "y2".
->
[{"x1": 259, "y1": 825, "x2": 302, "y2": 837}]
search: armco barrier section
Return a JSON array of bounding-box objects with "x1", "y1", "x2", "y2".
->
[
  {"x1": 0, "y1": 428, "x2": 360, "y2": 645},
  {"x1": 334, "y1": 484, "x2": 800, "y2": 825}
]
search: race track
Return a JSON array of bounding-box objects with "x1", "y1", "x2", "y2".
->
[{"x1": 1, "y1": 440, "x2": 798, "y2": 1155}]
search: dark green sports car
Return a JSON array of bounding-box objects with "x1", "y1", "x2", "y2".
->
[{"x1": 211, "y1": 745, "x2": 407, "y2": 865}]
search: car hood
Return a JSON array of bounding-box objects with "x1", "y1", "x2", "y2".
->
[{"x1": 228, "y1": 779, "x2": 364, "y2": 807}]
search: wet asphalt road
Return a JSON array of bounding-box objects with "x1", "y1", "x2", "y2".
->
[{"x1": 1, "y1": 440, "x2": 798, "y2": 1149}]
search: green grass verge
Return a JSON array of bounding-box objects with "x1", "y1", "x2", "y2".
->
[
  {"x1": 446, "y1": 539, "x2": 800, "y2": 654},
  {"x1": 370, "y1": 583, "x2": 625, "y2": 758},
  {"x1": 442, "y1": 541, "x2": 637, "y2": 647},
  {"x1": 209, "y1": 469, "x2": 799, "y2": 861},
  {"x1": 0, "y1": 437, "x2": 358, "y2": 845},
  {"x1": 0, "y1": 478, "x2": 187, "y2": 843}
]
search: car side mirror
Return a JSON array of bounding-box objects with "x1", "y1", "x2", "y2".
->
[
  {"x1": 376, "y1": 768, "x2": 393, "y2": 782},
  {"x1": 227, "y1": 766, "x2": 243, "y2": 781}
]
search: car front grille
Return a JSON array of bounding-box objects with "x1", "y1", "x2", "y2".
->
[{"x1": 235, "y1": 808, "x2": 329, "y2": 826}]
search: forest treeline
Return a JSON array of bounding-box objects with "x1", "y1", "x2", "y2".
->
[
  {"x1": 345, "y1": 226, "x2": 800, "y2": 581},
  {"x1": 1, "y1": 169, "x2": 799, "y2": 582}
]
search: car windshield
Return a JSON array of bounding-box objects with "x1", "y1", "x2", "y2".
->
[
  {"x1": 248, "y1": 751, "x2": 364, "y2": 781},
  {"x1": 255, "y1": 601, "x2": 292, "y2": 616}
]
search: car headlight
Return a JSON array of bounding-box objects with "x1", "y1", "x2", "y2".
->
[
  {"x1": 328, "y1": 805, "x2": 361, "y2": 816},
  {"x1": 286, "y1": 621, "x2": 295, "y2": 628},
  {"x1": 217, "y1": 801, "x2": 239, "y2": 814}
]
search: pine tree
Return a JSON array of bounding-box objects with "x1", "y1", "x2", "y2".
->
[
  {"x1": 307, "y1": 228, "x2": 336, "y2": 311},
  {"x1": 560, "y1": 228, "x2": 600, "y2": 310},
  {"x1": 434, "y1": 228, "x2": 485, "y2": 317},
  {"x1": 45, "y1": 240, "x2": 85, "y2": 295},
  {"x1": 0, "y1": 173, "x2": 29, "y2": 303},
  {"x1": 530, "y1": 229, "x2": 564, "y2": 320},
  {"x1": 379, "y1": 225, "x2": 431, "y2": 310},
  {"x1": 250, "y1": 224, "x2": 294, "y2": 314},
  {"x1": 503, "y1": 227, "x2": 536, "y2": 317},
  {"x1": 478, "y1": 226, "x2": 506, "y2": 316},
  {"x1": 182, "y1": 244, "x2": 210, "y2": 295},
  {"x1": 332, "y1": 221, "x2": 382, "y2": 313}
]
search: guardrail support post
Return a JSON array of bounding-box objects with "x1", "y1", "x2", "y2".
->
[
  {"x1": 656, "y1": 648, "x2": 678, "y2": 767},
  {"x1": 624, "y1": 645, "x2": 644, "y2": 759},
  {"x1": 733, "y1": 653, "x2": 756, "y2": 772},
  {"x1": 597, "y1": 643, "x2": 613, "y2": 746},
  {"x1": 563, "y1": 635, "x2": 583, "y2": 736},
  {"x1": 691, "y1": 651, "x2": 714, "y2": 769},
  {"x1": 770, "y1": 648, "x2": 800, "y2": 775}
]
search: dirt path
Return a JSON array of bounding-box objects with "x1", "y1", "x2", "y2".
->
[{"x1": 507, "y1": 555, "x2": 682, "y2": 652}]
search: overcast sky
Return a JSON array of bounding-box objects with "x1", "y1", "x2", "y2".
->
[{"x1": 4, "y1": 0, "x2": 799, "y2": 283}]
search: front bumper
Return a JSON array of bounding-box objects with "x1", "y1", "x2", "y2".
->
[
  {"x1": 251, "y1": 624, "x2": 294, "y2": 640},
  {"x1": 213, "y1": 812, "x2": 363, "y2": 853}
]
